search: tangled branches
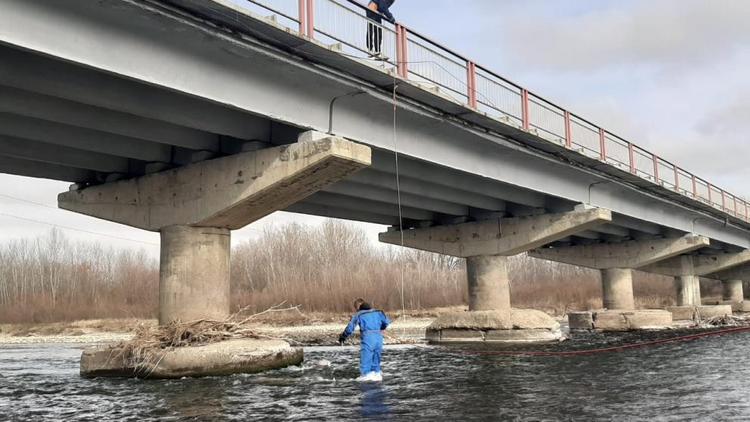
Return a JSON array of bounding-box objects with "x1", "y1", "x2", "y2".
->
[{"x1": 112, "y1": 303, "x2": 301, "y2": 376}]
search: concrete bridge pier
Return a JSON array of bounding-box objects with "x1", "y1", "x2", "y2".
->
[
  {"x1": 601, "y1": 268, "x2": 635, "y2": 310},
  {"x1": 381, "y1": 205, "x2": 614, "y2": 343},
  {"x1": 722, "y1": 279, "x2": 744, "y2": 304},
  {"x1": 650, "y1": 254, "x2": 740, "y2": 321},
  {"x1": 60, "y1": 133, "x2": 372, "y2": 378},
  {"x1": 467, "y1": 255, "x2": 511, "y2": 315},
  {"x1": 531, "y1": 235, "x2": 713, "y2": 331},
  {"x1": 159, "y1": 225, "x2": 231, "y2": 325},
  {"x1": 675, "y1": 274, "x2": 702, "y2": 307},
  {"x1": 719, "y1": 279, "x2": 750, "y2": 312}
]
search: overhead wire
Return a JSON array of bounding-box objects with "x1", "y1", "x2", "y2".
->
[{"x1": 0, "y1": 212, "x2": 160, "y2": 247}]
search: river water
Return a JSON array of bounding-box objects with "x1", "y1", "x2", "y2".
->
[{"x1": 2, "y1": 330, "x2": 750, "y2": 421}]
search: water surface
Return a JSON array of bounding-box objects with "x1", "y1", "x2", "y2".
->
[{"x1": 2, "y1": 331, "x2": 750, "y2": 421}]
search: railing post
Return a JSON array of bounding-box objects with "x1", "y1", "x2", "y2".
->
[
  {"x1": 733, "y1": 196, "x2": 738, "y2": 216},
  {"x1": 396, "y1": 25, "x2": 409, "y2": 79},
  {"x1": 564, "y1": 111, "x2": 572, "y2": 148},
  {"x1": 298, "y1": 0, "x2": 307, "y2": 37},
  {"x1": 692, "y1": 175, "x2": 698, "y2": 198},
  {"x1": 674, "y1": 167, "x2": 680, "y2": 192},
  {"x1": 652, "y1": 155, "x2": 660, "y2": 184},
  {"x1": 708, "y1": 183, "x2": 713, "y2": 205},
  {"x1": 598, "y1": 128, "x2": 606, "y2": 161},
  {"x1": 521, "y1": 89, "x2": 530, "y2": 131},
  {"x1": 306, "y1": 0, "x2": 315, "y2": 39},
  {"x1": 466, "y1": 61, "x2": 477, "y2": 109},
  {"x1": 628, "y1": 143, "x2": 636, "y2": 174},
  {"x1": 721, "y1": 190, "x2": 727, "y2": 211}
]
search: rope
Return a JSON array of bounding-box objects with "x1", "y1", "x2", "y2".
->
[
  {"x1": 392, "y1": 78, "x2": 407, "y2": 327},
  {"x1": 456, "y1": 325, "x2": 750, "y2": 358}
]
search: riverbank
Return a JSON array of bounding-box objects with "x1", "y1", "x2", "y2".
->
[{"x1": 0, "y1": 310, "x2": 444, "y2": 346}]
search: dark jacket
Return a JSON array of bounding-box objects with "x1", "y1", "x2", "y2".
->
[{"x1": 367, "y1": 0, "x2": 395, "y2": 24}]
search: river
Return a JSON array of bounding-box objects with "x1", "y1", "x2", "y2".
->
[{"x1": 2, "y1": 330, "x2": 750, "y2": 421}]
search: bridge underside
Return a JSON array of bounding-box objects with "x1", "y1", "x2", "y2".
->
[{"x1": 0, "y1": 39, "x2": 665, "y2": 243}]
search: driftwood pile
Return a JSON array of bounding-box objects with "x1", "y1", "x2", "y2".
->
[
  {"x1": 702, "y1": 314, "x2": 750, "y2": 327},
  {"x1": 112, "y1": 303, "x2": 301, "y2": 375}
]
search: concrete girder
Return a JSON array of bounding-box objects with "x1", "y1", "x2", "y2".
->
[
  {"x1": 370, "y1": 151, "x2": 546, "y2": 209},
  {"x1": 529, "y1": 234, "x2": 710, "y2": 270},
  {"x1": 595, "y1": 223, "x2": 631, "y2": 237},
  {"x1": 59, "y1": 137, "x2": 371, "y2": 231},
  {"x1": 0, "y1": 155, "x2": 95, "y2": 183},
  {"x1": 0, "y1": 113, "x2": 173, "y2": 163},
  {"x1": 379, "y1": 207, "x2": 612, "y2": 258},
  {"x1": 610, "y1": 215, "x2": 662, "y2": 235},
  {"x1": 708, "y1": 263, "x2": 750, "y2": 282},
  {"x1": 0, "y1": 135, "x2": 132, "y2": 174},
  {"x1": 0, "y1": 47, "x2": 274, "y2": 141},
  {"x1": 303, "y1": 192, "x2": 435, "y2": 222},
  {"x1": 286, "y1": 202, "x2": 400, "y2": 226},
  {"x1": 641, "y1": 250, "x2": 750, "y2": 277},
  {"x1": 0, "y1": 85, "x2": 221, "y2": 151},
  {"x1": 349, "y1": 169, "x2": 506, "y2": 212},
  {"x1": 574, "y1": 230, "x2": 602, "y2": 240},
  {"x1": 323, "y1": 181, "x2": 468, "y2": 216}
]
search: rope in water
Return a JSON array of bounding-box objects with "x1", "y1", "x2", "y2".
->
[{"x1": 457, "y1": 325, "x2": 750, "y2": 357}]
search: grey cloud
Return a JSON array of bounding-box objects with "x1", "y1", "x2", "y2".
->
[{"x1": 482, "y1": 0, "x2": 750, "y2": 71}]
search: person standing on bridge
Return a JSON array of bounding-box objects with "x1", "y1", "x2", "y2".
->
[
  {"x1": 339, "y1": 298, "x2": 391, "y2": 382},
  {"x1": 366, "y1": 0, "x2": 396, "y2": 59}
]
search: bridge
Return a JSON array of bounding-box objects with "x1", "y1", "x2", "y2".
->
[{"x1": 2, "y1": 0, "x2": 749, "y2": 339}]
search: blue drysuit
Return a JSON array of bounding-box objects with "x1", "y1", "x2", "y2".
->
[{"x1": 341, "y1": 309, "x2": 391, "y2": 375}]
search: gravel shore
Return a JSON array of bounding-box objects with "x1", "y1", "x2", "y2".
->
[{"x1": 0, "y1": 317, "x2": 433, "y2": 346}]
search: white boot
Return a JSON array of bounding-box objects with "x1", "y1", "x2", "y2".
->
[{"x1": 357, "y1": 372, "x2": 383, "y2": 382}]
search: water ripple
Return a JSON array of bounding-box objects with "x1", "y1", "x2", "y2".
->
[{"x1": 2, "y1": 333, "x2": 750, "y2": 420}]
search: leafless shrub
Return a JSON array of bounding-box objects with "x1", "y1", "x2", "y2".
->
[{"x1": 1, "y1": 223, "x2": 684, "y2": 323}]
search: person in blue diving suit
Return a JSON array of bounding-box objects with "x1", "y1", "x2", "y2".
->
[{"x1": 339, "y1": 298, "x2": 391, "y2": 381}]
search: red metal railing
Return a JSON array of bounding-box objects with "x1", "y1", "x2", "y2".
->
[{"x1": 243, "y1": 0, "x2": 749, "y2": 223}]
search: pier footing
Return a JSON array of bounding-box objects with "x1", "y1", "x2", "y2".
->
[
  {"x1": 426, "y1": 309, "x2": 562, "y2": 343},
  {"x1": 80, "y1": 339, "x2": 303, "y2": 379},
  {"x1": 667, "y1": 305, "x2": 733, "y2": 321},
  {"x1": 568, "y1": 310, "x2": 673, "y2": 331}
]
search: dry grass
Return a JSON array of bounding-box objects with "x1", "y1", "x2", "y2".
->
[{"x1": 1, "y1": 224, "x2": 731, "y2": 324}]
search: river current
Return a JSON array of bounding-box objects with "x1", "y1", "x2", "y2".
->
[{"x1": 2, "y1": 330, "x2": 750, "y2": 421}]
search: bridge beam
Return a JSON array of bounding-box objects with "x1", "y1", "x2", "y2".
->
[
  {"x1": 640, "y1": 250, "x2": 750, "y2": 277},
  {"x1": 530, "y1": 235, "x2": 709, "y2": 310},
  {"x1": 59, "y1": 135, "x2": 371, "y2": 324},
  {"x1": 379, "y1": 206, "x2": 612, "y2": 258},
  {"x1": 528, "y1": 235, "x2": 710, "y2": 270}
]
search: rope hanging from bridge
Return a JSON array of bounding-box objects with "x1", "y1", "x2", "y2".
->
[{"x1": 391, "y1": 77, "x2": 407, "y2": 324}]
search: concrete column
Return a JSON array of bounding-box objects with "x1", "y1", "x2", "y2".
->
[
  {"x1": 601, "y1": 268, "x2": 635, "y2": 310},
  {"x1": 159, "y1": 225, "x2": 231, "y2": 325},
  {"x1": 466, "y1": 255, "x2": 511, "y2": 317},
  {"x1": 675, "y1": 275, "x2": 701, "y2": 306},
  {"x1": 722, "y1": 279, "x2": 744, "y2": 303}
]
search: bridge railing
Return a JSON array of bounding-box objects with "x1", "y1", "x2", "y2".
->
[{"x1": 243, "y1": 0, "x2": 750, "y2": 223}]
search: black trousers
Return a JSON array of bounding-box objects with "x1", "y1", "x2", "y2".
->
[{"x1": 366, "y1": 13, "x2": 383, "y2": 54}]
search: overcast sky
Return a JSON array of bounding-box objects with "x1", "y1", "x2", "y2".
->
[{"x1": 1, "y1": 0, "x2": 748, "y2": 255}]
